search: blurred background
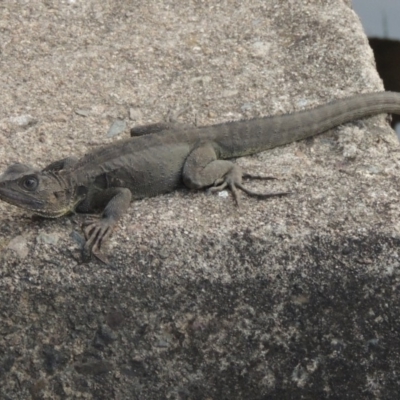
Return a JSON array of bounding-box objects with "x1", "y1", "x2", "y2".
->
[{"x1": 352, "y1": 0, "x2": 400, "y2": 135}]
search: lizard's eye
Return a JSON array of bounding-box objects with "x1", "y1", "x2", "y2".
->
[{"x1": 21, "y1": 176, "x2": 38, "y2": 191}]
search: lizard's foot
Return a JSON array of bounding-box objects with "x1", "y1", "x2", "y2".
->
[
  {"x1": 82, "y1": 217, "x2": 115, "y2": 264},
  {"x1": 208, "y1": 168, "x2": 290, "y2": 206}
]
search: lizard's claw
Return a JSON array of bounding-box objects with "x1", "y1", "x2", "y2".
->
[
  {"x1": 208, "y1": 168, "x2": 290, "y2": 206},
  {"x1": 82, "y1": 217, "x2": 114, "y2": 264}
]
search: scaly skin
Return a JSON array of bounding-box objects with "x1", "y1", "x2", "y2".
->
[{"x1": 1, "y1": 91, "x2": 400, "y2": 262}]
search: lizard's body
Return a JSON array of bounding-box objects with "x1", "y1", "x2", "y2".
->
[{"x1": 1, "y1": 91, "x2": 400, "y2": 261}]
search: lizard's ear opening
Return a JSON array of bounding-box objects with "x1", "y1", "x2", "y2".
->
[{"x1": 19, "y1": 175, "x2": 39, "y2": 191}]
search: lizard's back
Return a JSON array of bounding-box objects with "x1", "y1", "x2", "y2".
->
[{"x1": 62, "y1": 91, "x2": 400, "y2": 198}]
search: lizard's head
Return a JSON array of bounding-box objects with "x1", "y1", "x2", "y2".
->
[{"x1": 0, "y1": 163, "x2": 84, "y2": 218}]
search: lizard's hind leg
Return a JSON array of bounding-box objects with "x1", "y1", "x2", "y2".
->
[{"x1": 183, "y1": 142, "x2": 290, "y2": 206}]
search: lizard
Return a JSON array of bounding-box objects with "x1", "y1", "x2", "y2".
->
[{"x1": 1, "y1": 91, "x2": 400, "y2": 262}]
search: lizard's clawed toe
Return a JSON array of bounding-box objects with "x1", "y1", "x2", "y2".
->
[
  {"x1": 242, "y1": 173, "x2": 278, "y2": 181},
  {"x1": 208, "y1": 167, "x2": 291, "y2": 206},
  {"x1": 82, "y1": 218, "x2": 114, "y2": 264}
]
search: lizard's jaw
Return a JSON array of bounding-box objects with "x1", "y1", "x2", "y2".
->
[
  {"x1": 0, "y1": 186, "x2": 70, "y2": 218},
  {"x1": 0, "y1": 186, "x2": 45, "y2": 209}
]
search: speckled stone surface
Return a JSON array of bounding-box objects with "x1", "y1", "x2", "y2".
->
[{"x1": 1, "y1": 1, "x2": 400, "y2": 398}]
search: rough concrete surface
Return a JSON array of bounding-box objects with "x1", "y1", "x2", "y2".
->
[{"x1": 1, "y1": 0, "x2": 400, "y2": 399}]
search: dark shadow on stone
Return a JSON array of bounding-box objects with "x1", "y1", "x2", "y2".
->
[{"x1": 1, "y1": 231, "x2": 400, "y2": 398}]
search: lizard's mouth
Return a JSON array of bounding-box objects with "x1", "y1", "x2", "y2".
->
[
  {"x1": 0, "y1": 186, "x2": 45, "y2": 210},
  {"x1": 0, "y1": 186, "x2": 80, "y2": 218}
]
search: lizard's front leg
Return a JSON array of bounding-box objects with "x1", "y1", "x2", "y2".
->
[
  {"x1": 182, "y1": 142, "x2": 289, "y2": 205},
  {"x1": 77, "y1": 187, "x2": 132, "y2": 263}
]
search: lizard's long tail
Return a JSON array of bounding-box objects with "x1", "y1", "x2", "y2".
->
[{"x1": 216, "y1": 91, "x2": 400, "y2": 158}]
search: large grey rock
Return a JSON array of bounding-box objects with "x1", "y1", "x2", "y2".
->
[{"x1": 0, "y1": 0, "x2": 399, "y2": 398}]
